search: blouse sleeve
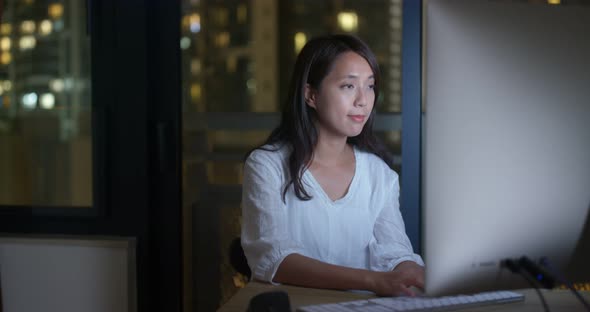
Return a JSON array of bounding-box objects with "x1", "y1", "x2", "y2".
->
[
  {"x1": 241, "y1": 150, "x2": 306, "y2": 283},
  {"x1": 369, "y1": 173, "x2": 424, "y2": 272}
]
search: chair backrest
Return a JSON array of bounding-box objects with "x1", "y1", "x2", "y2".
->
[
  {"x1": 247, "y1": 291, "x2": 291, "y2": 312},
  {"x1": 229, "y1": 236, "x2": 251, "y2": 279}
]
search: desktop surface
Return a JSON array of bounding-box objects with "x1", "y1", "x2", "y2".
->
[{"x1": 218, "y1": 281, "x2": 590, "y2": 312}]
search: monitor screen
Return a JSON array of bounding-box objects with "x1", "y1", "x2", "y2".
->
[{"x1": 422, "y1": 0, "x2": 590, "y2": 296}]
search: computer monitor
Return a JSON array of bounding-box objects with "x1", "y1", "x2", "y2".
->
[{"x1": 422, "y1": 0, "x2": 590, "y2": 296}]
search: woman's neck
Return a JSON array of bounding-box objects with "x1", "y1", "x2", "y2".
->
[{"x1": 312, "y1": 137, "x2": 353, "y2": 167}]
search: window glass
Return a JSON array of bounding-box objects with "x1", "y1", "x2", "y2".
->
[
  {"x1": 180, "y1": 0, "x2": 403, "y2": 310},
  {"x1": 0, "y1": 0, "x2": 92, "y2": 207}
]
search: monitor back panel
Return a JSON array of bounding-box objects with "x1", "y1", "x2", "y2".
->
[{"x1": 422, "y1": 0, "x2": 590, "y2": 296}]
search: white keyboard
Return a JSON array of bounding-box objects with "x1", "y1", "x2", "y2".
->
[{"x1": 297, "y1": 290, "x2": 524, "y2": 312}]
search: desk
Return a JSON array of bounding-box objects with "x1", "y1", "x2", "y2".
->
[{"x1": 219, "y1": 281, "x2": 590, "y2": 312}]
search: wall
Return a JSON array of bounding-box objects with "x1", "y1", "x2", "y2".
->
[{"x1": 0, "y1": 236, "x2": 136, "y2": 312}]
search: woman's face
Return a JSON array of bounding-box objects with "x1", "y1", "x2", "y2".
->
[{"x1": 306, "y1": 51, "x2": 375, "y2": 141}]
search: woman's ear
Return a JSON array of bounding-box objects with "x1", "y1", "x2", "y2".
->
[{"x1": 304, "y1": 84, "x2": 317, "y2": 109}]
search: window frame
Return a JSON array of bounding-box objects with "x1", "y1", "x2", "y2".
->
[
  {"x1": 400, "y1": 0, "x2": 423, "y2": 253},
  {"x1": 0, "y1": 1, "x2": 183, "y2": 311}
]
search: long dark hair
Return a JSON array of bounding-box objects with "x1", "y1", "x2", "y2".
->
[{"x1": 249, "y1": 34, "x2": 394, "y2": 201}]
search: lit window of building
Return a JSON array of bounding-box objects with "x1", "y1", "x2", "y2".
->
[
  {"x1": 337, "y1": 11, "x2": 358, "y2": 32},
  {"x1": 181, "y1": 14, "x2": 190, "y2": 31},
  {"x1": 0, "y1": 52, "x2": 11, "y2": 65},
  {"x1": 180, "y1": 37, "x2": 191, "y2": 50},
  {"x1": 246, "y1": 79, "x2": 256, "y2": 94},
  {"x1": 294, "y1": 32, "x2": 306, "y2": 55},
  {"x1": 50, "y1": 79, "x2": 65, "y2": 93},
  {"x1": 63, "y1": 78, "x2": 74, "y2": 91},
  {"x1": 20, "y1": 20, "x2": 36, "y2": 34},
  {"x1": 40, "y1": 93, "x2": 56, "y2": 109},
  {"x1": 53, "y1": 20, "x2": 64, "y2": 31},
  {"x1": 39, "y1": 20, "x2": 53, "y2": 35},
  {"x1": 48, "y1": 3, "x2": 64, "y2": 19},
  {"x1": 182, "y1": 13, "x2": 201, "y2": 33},
  {"x1": 0, "y1": 37, "x2": 11, "y2": 51},
  {"x1": 215, "y1": 31, "x2": 230, "y2": 48},
  {"x1": 22, "y1": 92, "x2": 38, "y2": 109},
  {"x1": 189, "y1": 14, "x2": 201, "y2": 33},
  {"x1": 19, "y1": 36, "x2": 36, "y2": 50},
  {"x1": 190, "y1": 83, "x2": 201, "y2": 101}
]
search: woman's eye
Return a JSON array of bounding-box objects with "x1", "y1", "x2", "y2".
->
[
  {"x1": 368, "y1": 84, "x2": 375, "y2": 90},
  {"x1": 341, "y1": 84, "x2": 354, "y2": 89}
]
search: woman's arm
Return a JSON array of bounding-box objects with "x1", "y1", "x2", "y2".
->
[
  {"x1": 369, "y1": 172, "x2": 424, "y2": 269},
  {"x1": 275, "y1": 253, "x2": 423, "y2": 296},
  {"x1": 242, "y1": 149, "x2": 306, "y2": 283}
]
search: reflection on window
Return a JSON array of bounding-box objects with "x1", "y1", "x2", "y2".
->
[{"x1": 0, "y1": 0, "x2": 92, "y2": 206}]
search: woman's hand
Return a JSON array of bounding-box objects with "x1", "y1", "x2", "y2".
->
[{"x1": 366, "y1": 261, "x2": 425, "y2": 297}]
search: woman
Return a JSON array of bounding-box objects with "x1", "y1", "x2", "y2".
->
[{"x1": 241, "y1": 34, "x2": 424, "y2": 296}]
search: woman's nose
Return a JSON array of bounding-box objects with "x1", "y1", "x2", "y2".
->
[{"x1": 355, "y1": 89, "x2": 368, "y2": 107}]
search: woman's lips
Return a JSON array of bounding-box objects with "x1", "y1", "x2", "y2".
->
[{"x1": 349, "y1": 115, "x2": 366, "y2": 122}]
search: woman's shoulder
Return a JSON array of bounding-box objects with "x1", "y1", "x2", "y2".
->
[
  {"x1": 356, "y1": 147, "x2": 399, "y2": 180},
  {"x1": 246, "y1": 143, "x2": 290, "y2": 168}
]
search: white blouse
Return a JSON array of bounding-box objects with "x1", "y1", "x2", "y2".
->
[{"x1": 241, "y1": 144, "x2": 424, "y2": 283}]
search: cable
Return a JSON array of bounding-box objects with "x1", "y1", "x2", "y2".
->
[
  {"x1": 519, "y1": 256, "x2": 555, "y2": 289},
  {"x1": 502, "y1": 259, "x2": 551, "y2": 312},
  {"x1": 519, "y1": 269, "x2": 551, "y2": 312},
  {"x1": 539, "y1": 257, "x2": 590, "y2": 312}
]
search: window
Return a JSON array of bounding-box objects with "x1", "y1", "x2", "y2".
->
[
  {"x1": 0, "y1": 0, "x2": 92, "y2": 207},
  {"x1": 0, "y1": 1, "x2": 184, "y2": 310}
]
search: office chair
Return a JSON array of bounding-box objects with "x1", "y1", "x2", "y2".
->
[{"x1": 229, "y1": 236, "x2": 251, "y2": 280}]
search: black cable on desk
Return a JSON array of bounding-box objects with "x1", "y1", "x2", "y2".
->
[
  {"x1": 519, "y1": 268, "x2": 551, "y2": 312},
  {"x1": 539, "y1": 257, "x2": 590, "y2": 312},
  {"x1": 502, "y1": 258, "x2": 551, "y2": 312}
]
